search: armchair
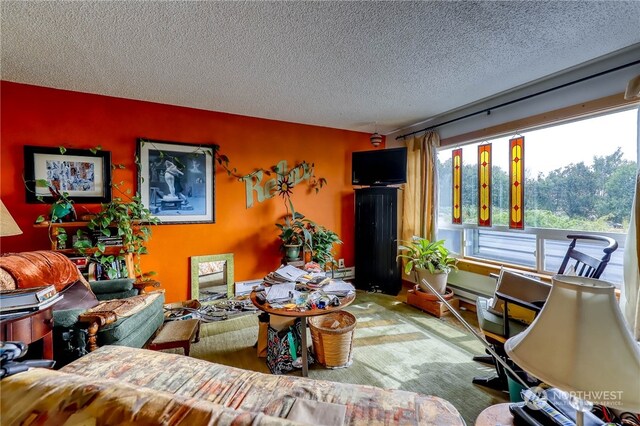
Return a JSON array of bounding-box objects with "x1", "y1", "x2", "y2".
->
[{"x1": 0, "y1": 251, "x2": 164, "y2": 366}]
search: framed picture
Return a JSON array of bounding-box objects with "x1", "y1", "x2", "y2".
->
[
  {"x1": 24, "y1": 146, "x2": 112, "y2": 203},
  {"x1": 137, "y1": 139, "x2": 215, "y2": 224}
]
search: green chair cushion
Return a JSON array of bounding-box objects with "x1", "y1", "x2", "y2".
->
[
  {"x1": 98, "y1": 293, "x2": 165, "y2": 345},
  {"x1": 476, "y1": 297, "x2": 527, "y2": 338},
  {"x1": 89, "y1": 278, "x2": 135, "y2": 295},
  {"x1": 95, "y1": 289, "x2": 138, "y2": 301},
  {"x1": 53, "y1": 308, "x2": 87, "y2": 329}
]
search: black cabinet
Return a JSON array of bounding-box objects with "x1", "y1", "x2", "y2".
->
[{"x1": 354, "y1": 187, "x2": 400, "y2": 295}]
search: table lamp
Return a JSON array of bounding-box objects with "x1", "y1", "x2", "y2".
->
[
  {"x1": 505, "y1": 275, "x2": 640, "y2": 425},
  {"x1": 0, "y1": 200, "x2": 23, "y2": 237}
]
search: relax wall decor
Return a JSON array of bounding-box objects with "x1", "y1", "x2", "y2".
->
[{"x1": 137, "y1": 139, "x2": 215, "y2": 224}]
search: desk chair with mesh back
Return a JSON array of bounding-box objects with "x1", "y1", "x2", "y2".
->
[{"x1": 473, "y1": 233, "x2": 618, "y2": 391}]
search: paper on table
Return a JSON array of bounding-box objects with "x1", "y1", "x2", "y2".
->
[
  {"x1": 275, "y1": 265, "x2": 306, "y2": 281},
  {"x1": 322, "y1": 280, "x2": 355, "y2": 295},
  {"x1": 266, "y1": 282, "x2": 297, "y2": 303}
]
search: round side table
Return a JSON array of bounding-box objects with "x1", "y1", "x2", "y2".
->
[{"x1": 475, "y1": 403, "x2": 514, "y2": 426}]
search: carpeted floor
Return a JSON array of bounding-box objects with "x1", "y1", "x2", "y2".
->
[{"x1": 166, "y1": 290, "x2": 507, "y2": 423}]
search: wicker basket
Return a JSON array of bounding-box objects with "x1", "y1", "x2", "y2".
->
[{"x1": 308, "y1": 311, "x2": 357, "y2": 368}]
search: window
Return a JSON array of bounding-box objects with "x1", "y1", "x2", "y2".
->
[{"x1": 437, "y1": 107, "x2": 638, "y2": 286}]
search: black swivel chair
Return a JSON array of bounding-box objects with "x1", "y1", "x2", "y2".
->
[{"x1": 473, "y1": 233, "x2": 619, "y2": 391}]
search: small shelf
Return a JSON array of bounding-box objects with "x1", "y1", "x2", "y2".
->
[
  {"x1": 34, "y1": 221, "x2": 93, "y2": 229},
  {"x1": 56, "y1": 246, "x2": 127, "y2": 256}
]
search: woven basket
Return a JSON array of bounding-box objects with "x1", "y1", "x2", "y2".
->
[{"x1": 309, "y1": 311, "x2": 356, "y2": 368}]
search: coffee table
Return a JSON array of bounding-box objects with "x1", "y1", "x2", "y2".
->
[{"x1": 250, "y1": 291, "x2": 355, "y2": 377}]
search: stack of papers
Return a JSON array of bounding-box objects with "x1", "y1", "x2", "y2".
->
[
  {"x1": 265, "y1": 282, "x2": 301, "y2": 303},
  {"x1": 263, "y1": 265, "x2": 306, "y2": 286},
  {"x1": 322, "y1": 280, "x2": 355, "y2": 296}
]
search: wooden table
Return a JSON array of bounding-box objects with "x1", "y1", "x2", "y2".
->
[
  {"x1": 475, "y1": 403, "x2": 514, "y2": 426},
  {"x1": 250, "y1": 291, "x2": 355, "y2": 377},
  {"x1": 0, "y1": 306, "x2": 54, "y2": 360},
  {"x1": 148, "y1": 318, "x2": 201, "y2": 356}
]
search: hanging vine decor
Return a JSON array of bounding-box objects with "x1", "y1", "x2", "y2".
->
[{"x1": 138, "y1": 139, "x2": 327, "y2": 209}]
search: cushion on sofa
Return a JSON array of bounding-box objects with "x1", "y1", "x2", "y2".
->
[
  {"x1": 0, "y1": 251, "x2": 81, "y2": 292},
  {"x1": 0, "y1": 368, "x2": 301, "y2": 426},
  {"x1": 98, "y1": 292, "x2": 165, "y2": 344},
  {"x1": 89, "y1": 278, "x2": 135, "y2": 294}
]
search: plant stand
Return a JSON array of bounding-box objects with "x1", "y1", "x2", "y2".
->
[{"x1": 406, "y1": 286, "x2": 458, "y2": 318}]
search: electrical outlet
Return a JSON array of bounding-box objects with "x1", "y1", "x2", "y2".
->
[{"x1": 338, "y1": 258, "x2": 345, "y2": 268}]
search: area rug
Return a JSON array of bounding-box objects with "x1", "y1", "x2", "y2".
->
[{"x1": 170, "y1": 290, "x2": 507, "y2": 423}]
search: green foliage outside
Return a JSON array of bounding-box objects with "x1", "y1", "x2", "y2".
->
[{"x1": 438, "y1": 148, "x2": 636, "y2": 233}]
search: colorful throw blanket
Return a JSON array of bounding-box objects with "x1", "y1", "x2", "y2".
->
[{"x1": 62, "y1": 346, "x2": 464, "y2": 425}]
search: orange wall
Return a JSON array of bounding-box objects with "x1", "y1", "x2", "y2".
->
[{"x1": 0, "y1": 81, "x2": 378, "y2": 302}]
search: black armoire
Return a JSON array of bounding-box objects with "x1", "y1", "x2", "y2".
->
[{"x1": 354, "y1": 187, "x2": 401, "y2": 295}]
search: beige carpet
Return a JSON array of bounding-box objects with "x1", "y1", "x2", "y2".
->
[{"x1": 167, "y1": 290, "x2": 507, "y2": 423}]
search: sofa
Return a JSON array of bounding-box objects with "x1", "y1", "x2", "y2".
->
[
  {"x1": 0, "y1": 251, "x2": 164, "y2": 365},
  {"x1": 0, "y1": 345, "x2": 464, "y2": 425}
]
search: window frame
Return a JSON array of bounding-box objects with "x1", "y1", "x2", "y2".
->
[{"x1": 436, "y1": 97, "x2": 639, "y2": 282}]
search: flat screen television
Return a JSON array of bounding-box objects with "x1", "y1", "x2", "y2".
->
[{"x1": 352, "y1": 147, "x2": 407, "y2": 186}]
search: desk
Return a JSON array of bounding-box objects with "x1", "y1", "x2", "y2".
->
[
  {"x1": 0, "y1": 307, "x2": 54, "y2": 360},
  {"x1": 250, "y1": 291, "x2": 355, "y2": 377}
]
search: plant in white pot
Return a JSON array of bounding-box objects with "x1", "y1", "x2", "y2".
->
[{"x1": 397, "y1": 237, "x2": 458, "y2": 295}]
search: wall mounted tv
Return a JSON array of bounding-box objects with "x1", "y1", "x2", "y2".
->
[{"x1": 352, "y1": 147, "x2": 407, "y2": 186}]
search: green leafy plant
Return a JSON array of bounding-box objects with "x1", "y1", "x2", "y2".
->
[
  {"x1": 275, "y1": 200, "x2": 313, "y2": 247},
  {"x1": 309, "y1": 226, "x2": 342, "y2": 268},
  {"x1": 397, "y1": 237, "x2": 458, "y2": 275},
  {"x1": 73, "y1": 196, "x2": 159, "y2": 279}
]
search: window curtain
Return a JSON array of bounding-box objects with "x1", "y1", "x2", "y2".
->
[
  {"x1": 621, "y1": 169, "x2": 640, "y2": 340},
  {"x1": 401, "y1": 131, "x2": 440, "y2": 244}
]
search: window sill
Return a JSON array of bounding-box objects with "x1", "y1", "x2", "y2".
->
[
  {"x1": 455, "y1": 258, "x2": 621, "y2": 300},
  {"x1": 456, "y1": 258, "x2": 552, "y2": 282}
]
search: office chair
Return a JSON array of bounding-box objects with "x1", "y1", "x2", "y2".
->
[{"x1": 472, "y1": 233, "x2": 618, "y2": 391}]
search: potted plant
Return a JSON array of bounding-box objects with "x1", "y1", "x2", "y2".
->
[
  {"x1": 309, "y1": 225, "x2": 342, "y2": 270},
  {"x1": 73, "y1": 195, "x2": 159, "y2": 279},
  {"x1": 275, "y1": 201, "x2": 313, "y2": 261},
  {"x1": 397, "y1": 237, "x2": 458, "y2": 295}
]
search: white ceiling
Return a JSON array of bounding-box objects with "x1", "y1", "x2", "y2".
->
[{"x1": 2, "y1": 1, "x2": 640, "y2": 134}]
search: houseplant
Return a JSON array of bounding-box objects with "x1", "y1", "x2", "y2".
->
[
  {"x1": 309, "y1": 225, "x2": 342, "y2": 270},
  {"x1": 73, "y1": 195, "x2": 159, "y2": 279},
  {"x1": 275, "y1": 201, "x2": 313, "y2": 261},
  {"x1": 397, "y1": 237, "x2": 458, "y2": 294}
]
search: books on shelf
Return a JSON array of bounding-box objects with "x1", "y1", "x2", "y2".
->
[{"x1": 0, "y1": 285, "x2": 57, "y2": 310}]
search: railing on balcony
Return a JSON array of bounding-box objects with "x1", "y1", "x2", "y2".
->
[{"x1": 438, "y1": 226, "x2": 627, "y2": 287}]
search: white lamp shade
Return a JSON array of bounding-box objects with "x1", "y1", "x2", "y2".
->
[
  {"x1": 505, "y1": 275, "x2": 640, "y2": 411},
  {"x1": 0, "y1": 200, "x2": 23, "y2": 237}
]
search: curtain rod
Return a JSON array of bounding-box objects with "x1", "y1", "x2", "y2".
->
[{"x1": 395, "y1": 59, "x2": 640, "y2": 141}]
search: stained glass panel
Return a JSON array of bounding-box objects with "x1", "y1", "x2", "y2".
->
[
  {"x1": 478, "y1": 144, "x2": 492, "y2": 227},
  {"x1": 509, "y1": 136, "x2": 525, "y2": 229},
  {"x1": 452, "y1": 148, "x2": 462, "y2": 224}
]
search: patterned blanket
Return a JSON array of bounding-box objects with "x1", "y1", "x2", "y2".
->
[
  {"x1": 61, "y1": 346, "x2": 463, "y2": 425},
  {"x1": 84, "y1": 290, "x2": 163, "y2": 319},
  {"x1": 0, "y1": 368, "x2": 301, "y2": 426}
]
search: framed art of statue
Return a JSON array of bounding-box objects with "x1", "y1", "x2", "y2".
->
[
  {"x1": 24, "y1": 146, "x2": 112, "y2": 203},
  {"x1": 137, "y1": 139, "x2": 215, "y2": 224}
]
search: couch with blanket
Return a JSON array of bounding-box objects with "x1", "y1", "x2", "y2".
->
[
  {"x1": 1, "y1": 345, "x2": 464, "y2": 425},
  {"x1": 0, "y1": 251, "x2": 164, "y2": 364}
]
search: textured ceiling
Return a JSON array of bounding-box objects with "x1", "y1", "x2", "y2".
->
[{"x1": 2, "y1": 1, "x2": 640, "y2": 134}]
